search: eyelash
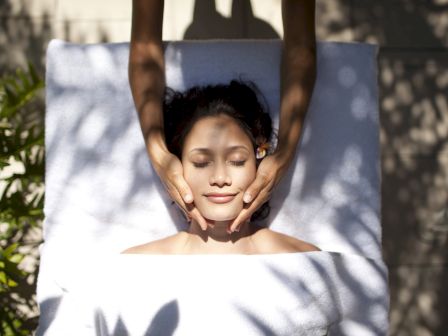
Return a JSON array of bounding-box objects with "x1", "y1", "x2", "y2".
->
[{"x1": 193, "y1": 161, "x2": 246, "y2": 168}]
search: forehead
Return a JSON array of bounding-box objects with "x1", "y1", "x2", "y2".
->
[{"x1": 184, "y1": 115, "x2": 252, "y2": 148}]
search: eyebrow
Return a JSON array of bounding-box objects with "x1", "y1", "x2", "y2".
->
[{"x1": 189, "y1": 145, "x2": 250, "y2": 154}]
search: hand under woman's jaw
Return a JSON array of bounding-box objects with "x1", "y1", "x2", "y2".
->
[{"x1": 188, "y1": 216, "x2": 253, "y2": 244}]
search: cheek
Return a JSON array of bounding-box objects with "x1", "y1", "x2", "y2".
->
[{"x1": 235, "y1": 164, "x2": 256, "y2": 188}]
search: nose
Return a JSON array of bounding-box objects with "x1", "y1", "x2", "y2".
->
[{"x1": 209, "y1": 162, "x2": 231, "y2": 187}]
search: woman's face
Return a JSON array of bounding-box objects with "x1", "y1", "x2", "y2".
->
[{"x1": 182, "y1": 114, "x2": 257, "y2": 222}]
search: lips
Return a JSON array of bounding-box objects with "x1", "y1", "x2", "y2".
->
[{"x1": 205, "y1": 193, "x2": 237, "y2": 204}]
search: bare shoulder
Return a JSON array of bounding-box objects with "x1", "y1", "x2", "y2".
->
[
  {"x1": 121, "y1": 232, "x2": 187, "y2": 255},
  {"x1": 252, "y1": 227, "x2": 321, "y2": 254}
]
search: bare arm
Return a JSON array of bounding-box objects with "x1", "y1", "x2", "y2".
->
[
  {"x1": 230, "y1": 0, "x2": 317, "y2": 231},
  {"x1": 128, "y1": 0, "x2": 208, "y2": 229},
  {"x1": 276, "y1": 0, "x2": 317, "y2": 161},
  {"x1": 128, "y1": 0, "x2": 168, "y2": 168}
]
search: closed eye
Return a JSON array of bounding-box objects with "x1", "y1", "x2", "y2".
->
[
  {"x1": 193, "y1": 162, "x2": 209, "y2": 168},
  {"x1": 192, "y1": 161, "x2": 246, "y2": 168}
]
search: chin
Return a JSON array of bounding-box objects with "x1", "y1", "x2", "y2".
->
[{"x1": 201, "y1": 209, "x2": 240, "y2": 222}]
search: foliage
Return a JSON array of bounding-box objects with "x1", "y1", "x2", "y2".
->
[{"x1": 0, "y1": 62, "x2": 45, "y2": 335}]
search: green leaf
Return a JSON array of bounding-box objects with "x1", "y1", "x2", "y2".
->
[
  {"x1": 0, "y1": 61, "x2": 44, "y2": 335},
  {"x1": 0, "y1": 63, "x2": 44, "y2": 119},
  {"x1": 3, "y1": 243, "x2": 18, "y2": 257}
]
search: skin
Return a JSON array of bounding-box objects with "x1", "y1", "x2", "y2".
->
[
  {"x1": 128, "y1": 0, "x2": 316, "y2": 233},
  {"x1": 122, "y1": 115, "x2": 320, "y2": 255}
]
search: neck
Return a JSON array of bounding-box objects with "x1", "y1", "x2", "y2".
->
[{"x1": 185, "y1": 218, "x2": 256, "y2": 253}]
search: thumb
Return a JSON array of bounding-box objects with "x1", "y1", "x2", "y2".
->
[
  {"x1": 243, "y1": 173, "x2": 267, "y2": 203},
  {"x1": 172, "y1": 174, "x2": 194, "y2": 204}
]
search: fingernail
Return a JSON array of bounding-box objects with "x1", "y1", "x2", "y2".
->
[
  {"x1": 243, "y1": 193, "x2": 252, "y2": 203},
  {"x1": 184, "y1": 194, "x2": 193, "y2": 203},
  {"x1": 235, "y1": 226, "x2": 240, "y2": 232}
]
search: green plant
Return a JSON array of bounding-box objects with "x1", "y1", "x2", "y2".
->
[{"x1": 0, "y1": 62, "x2": 45, "y2": 335}]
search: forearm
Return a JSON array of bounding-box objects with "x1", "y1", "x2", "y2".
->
[
  {"x1": 277, "y1": 0, "x2": 317, "y2": 162},
  {"x1": 129, "y1": 48, "x2": 168, "y2": 163},
  {"x1": 129, "y1": 0, "x2": 169, "y2": 164},
  {"x1": 277, "y1": 45, "x2": 316, "y2": 160}
]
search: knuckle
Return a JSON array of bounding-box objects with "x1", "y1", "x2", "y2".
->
[
  {"x1": 166, "y1": 187, "x2": 177, "y2": 199},
  {"x1": 258, "y1": 173, "x2": 270, "y2": 184}
]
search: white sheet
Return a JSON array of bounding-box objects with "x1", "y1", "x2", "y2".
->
[
  {"x1": 38, "y1": 252, "x2": 388, "y2": 336},
  {"x1": 37, "y1": 39, "x2": 388, "y2": 335},
  {"x1": 42, "y1": 39, "x2": 381, "y2": 258}
]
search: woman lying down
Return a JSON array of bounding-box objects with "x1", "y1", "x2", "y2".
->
[
  {"x1": 50, "y1": 81, "x2": 340, "y2": 336},
  {"x1": 123, "y1": 79, "x2": 321, "y2": 256},
  {"x1": 108, "y1": 80, "x2": 332, "y2": 335}
]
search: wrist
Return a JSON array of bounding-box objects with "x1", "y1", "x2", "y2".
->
[
  {"x1": 273, "y1": 144, "x2": 295, "y2": 163},
  {"x1": 146, "y1": 133, "x2": 171, "y2": 168}
]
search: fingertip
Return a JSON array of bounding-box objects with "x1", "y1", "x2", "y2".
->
[
  {"x1": 184, "y1": 194, "x2": 193, "y2": 203},
  {"x1": 229, "y1": 221, "x2": 238, "y2": 233},
  {"x1": 243, "y1": 193, "x2": 252, "y2": 203},
  {"x1": 201, "y1": 221, "x2": 208, "y2": 231}
]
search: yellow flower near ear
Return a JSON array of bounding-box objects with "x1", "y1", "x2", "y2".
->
[{"x1": 256, "y1": 142, "x2": 270, "y2": 159}]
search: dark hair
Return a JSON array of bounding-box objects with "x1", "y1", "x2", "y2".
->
[{"x1": 163, "y1": 78, "x2": 275, "y2": 221}]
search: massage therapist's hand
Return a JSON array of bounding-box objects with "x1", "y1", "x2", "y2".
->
[
  {"x1": 228, "y1": 0, "x2": 317, "y2": 233},
  {"x1": 229, "y1": 151, "x2": 292, "y2": 233},
  {"x1": 128, "y1": 1, "x2": 209, "y2": 231},
  {"x1": 154, "y1": 150, "x2": 209, "y2": 231}
]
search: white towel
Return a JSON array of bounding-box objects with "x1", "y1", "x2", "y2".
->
[
  {"x1": 38, "y1": 252, "x2": 388, "y2": 336},
  {"x1": 37, "y1": 39, "x2": 388, "y2": 335},
  {"x1": 42, "y1": 39, "x2": 381, "y2": 258}
]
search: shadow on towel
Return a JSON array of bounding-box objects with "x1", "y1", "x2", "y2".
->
[{"x1": 94, "y1": 300, "x2": 180, "y2": 336}]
